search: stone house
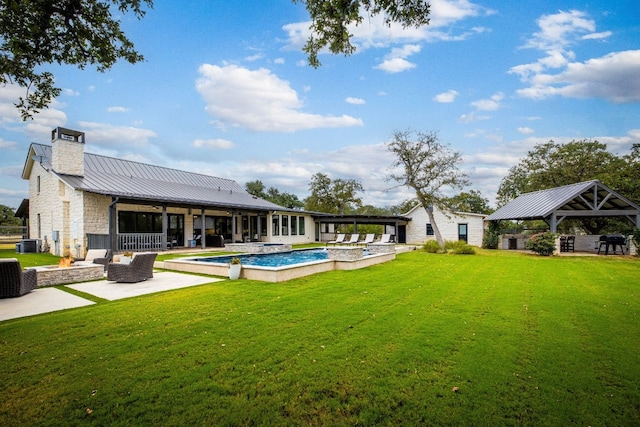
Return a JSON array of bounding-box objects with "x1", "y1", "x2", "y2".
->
[{"x1": 21, "y1": 127, "x2": 316, "y2": 256}]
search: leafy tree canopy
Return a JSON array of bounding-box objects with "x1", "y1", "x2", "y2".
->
[
  {"x1": 296, "y1": 0, "x2": 431, "y2": 67},
  {"x1": 304, "y1": 172, "x2": 364, "y2": 214},
  {"x1": 1, "y1": 0, "x2": 152, "y2": 119},
  {"x1": 3, "y1": 0, "x2": 431, "y2": 118},
  {"x1": 447, "y1": 190, "x2": 493, "y2": 214},
  {"x1": 245, "y1": 180, "x2": 304, "y2": 210},
  {"x1": 0, "y1": 204, "x2": 21, "y2": 226}
]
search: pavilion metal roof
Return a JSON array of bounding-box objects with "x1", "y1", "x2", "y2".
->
[
  {"x1": 486, "y1": 180, "x2": 640, "y2": 228},
  {"x1": 28, "y1": 143, "x2": 285, "y2": 211}
]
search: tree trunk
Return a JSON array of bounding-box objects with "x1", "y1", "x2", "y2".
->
[{"x1": 423, "y1": 205, "x2": 445, "y2": 248}]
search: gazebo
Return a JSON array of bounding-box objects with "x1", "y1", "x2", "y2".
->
[{"x1": 486, "y1": 180, "x2": 639, "y2": 253}]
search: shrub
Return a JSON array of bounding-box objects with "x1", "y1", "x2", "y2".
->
[
  {"x1": 482, "y1": 221, "x2": 500, "y2": 249},
  {"x1": 525, "y1": 232, "x2": 558, "y2": 256},
  {"x1": 453, "y1": 244, "x2": 476, "y2": 255},
  {"x1": 422, "y1": 240, "x2": 442, "y2": 253},
  {"x1": 632, "y1": 229, "x2": 640, "y2": 257}
]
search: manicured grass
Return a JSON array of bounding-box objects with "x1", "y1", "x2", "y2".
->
[{"x1": 1, "y1": 250, "x2": 639, "y2": 425}]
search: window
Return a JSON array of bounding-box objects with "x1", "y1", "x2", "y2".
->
[
  {"x1": 36, "y1": 176, "x2": 40, "y2": 193},
  {"x1": 426, "y1": 223, "x2": 434, "y2": 235},
  {"x1": 282, "y1": 215, "x2": 289, "y2": 236},
  {"x1": 290, "y1": 215, "x2": 297, "y2": 235},
  {"x1": 458, "y1": 224, "x2": 468, "y2": 242},
  {"x1": 260, "y1": 216, "x2": 267, "y2": 236},
  {"x1": 299, "y1": 217, "x2": 305, "y2": 235},
  {"x1": 272, "y1": 215, "x2": 280, "y2": 236}
]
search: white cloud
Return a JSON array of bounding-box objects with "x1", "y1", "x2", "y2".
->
[
  {"x1": 63, "y1": 88, "x2": 80, "y2": 96},
  {"x1": 471, "y1": 92, "x2": 504, "y2": 111},
  {"x1": 76, "y1": 121, "x2": 158, "y2": 146},
  {"x1": 0, "y1": 138, "x2": 17, "y2": 149},
  {"x1": 509, "y1": 10, "x2": 635, "y2": 103},
  {"x1": 195, "y1": 64, "x2": 363, "y2": 132},
  {"x1": 107, "y1": 106, "x2": 131, "y2": 113},
  {"x1": 346, "y1": 97, "x2": 366, "y2": 105},
  {"x1": 516, "y1": 50, "x2": 640, "y2": 103},
  {"x1": 274, "y1": 57, "x2": 285, "y2": 64},
  {"x1": 458, "y1": 112, "x2": 490, "y2": 123},
  {"x1": 517, "y1": 127, "x2": 535, "y2": 134},
  {"x1": 433, "y1": 90, "x2": 459, "y2": 103},
  {"x1": 193, "y1": 138, "x2": 235, "y2": 149},
  {"x1": 375, "y1": 44, "x2": 421, "y2": 73}
]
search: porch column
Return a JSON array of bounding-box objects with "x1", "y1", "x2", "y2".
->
[
  {"x1": 550, "y1": 212, "x2": 557, "y2": 233},
  {"x1": 257, "y1": 214, "x2": 262, "y2": 241},
  {"x1": 200, "y1": 208, "x2": 206, "y2": 249},
  {"x1": 162, "y1": 204, "x2": 168, "y2": 251},
  {"x1": 108, "y1": 197, "x2": 118, "y2": 251}
]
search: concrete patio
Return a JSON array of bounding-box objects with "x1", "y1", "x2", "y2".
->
[{"x1": 0, "y1": 271, "x2": 222, "y2": 322}]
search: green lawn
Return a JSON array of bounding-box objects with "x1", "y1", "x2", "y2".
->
[{"x1": 1, "y1": 249, "x2": 639, "y2": 425}]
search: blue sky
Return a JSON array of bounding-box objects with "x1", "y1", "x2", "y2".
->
[{"x1": 1, "y1": 0, "x2": 639, "y2": 210}]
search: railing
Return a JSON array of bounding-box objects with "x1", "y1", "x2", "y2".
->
[
  {"x1": 86, "y1": 234, "x2": 110, "y2": 250},
  {"x1": 117, "y1": 233, "x2": 165, "y2": 252}
]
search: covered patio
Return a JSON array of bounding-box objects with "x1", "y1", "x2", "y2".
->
[{"x1": 486, "y1": 180, "x2": 640, "y2": 254}]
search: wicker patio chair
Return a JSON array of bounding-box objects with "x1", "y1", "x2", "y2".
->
[
  {"x1": 0, "y1": 258, "x2": 38, "y2": 298},
  {"x1": 107, "y1": 252, "x2": 157, "y2": 283}
]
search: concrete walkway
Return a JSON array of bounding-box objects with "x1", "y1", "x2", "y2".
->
[{"x1": 0, "y1": 271, "x2": 223, "y2": 322}]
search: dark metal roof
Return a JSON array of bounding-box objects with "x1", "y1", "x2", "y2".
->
[
  {"x1": 486, "y1": 180, "x2": 640, "y2": 222},
  {"x1": 31, "y1": 143, "x2": 285, "y2": 211}
]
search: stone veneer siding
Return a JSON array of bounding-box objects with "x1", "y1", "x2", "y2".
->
[{"x1": 30, "y1": 264, "x2": 104, "y2": 287}]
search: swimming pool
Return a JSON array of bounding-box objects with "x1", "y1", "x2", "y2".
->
[
  {"x1": 161, "y1": 245, "x2": 403, "y2": 282},
  {"x1": 197, "y1": 248, "x2": 328, "y2": 267}
]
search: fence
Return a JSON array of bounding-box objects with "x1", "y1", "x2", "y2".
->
[{"x1": 0, "y1": 226, "x2": 28, "y2": 244}]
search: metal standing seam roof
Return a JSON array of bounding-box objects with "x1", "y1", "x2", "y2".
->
[
  {"x1": 486, "y1": 180, "x2": 640, "y2": 221},
  {"x1": 31, "y1": 143, "x2": 285, "y2": 211}
]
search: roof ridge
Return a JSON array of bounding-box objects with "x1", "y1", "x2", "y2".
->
[{"x1": 32, "y1": 142, "x2": 238, "y2": 184}]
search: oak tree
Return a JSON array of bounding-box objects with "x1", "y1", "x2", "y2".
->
[{"x1": 387, "y1": 130, "x2": 468, "y2": 248}]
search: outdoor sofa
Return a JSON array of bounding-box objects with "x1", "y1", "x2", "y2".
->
[
  {"x1": 107, "y1": 252, "x2": 157, "y2": 283},
  {"x1": 0, "y1": 258, "x2": 37, "y2": 298}
]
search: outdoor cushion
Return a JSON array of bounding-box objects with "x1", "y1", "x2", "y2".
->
[{"x1": 84, "y1": 249, "x2": 107, "y2": 262}]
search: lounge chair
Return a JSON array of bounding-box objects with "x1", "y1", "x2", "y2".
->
[
  {"x1": 340, "y1": 234, "x2": 360, "y2": 245},
  {"x1": 327, "y1": 234, "x2": 346, "y2": 246},
  {"x1": 107, "y1": 252, "x2": 158, "y2": 283},
  {"x1": 0, "y1": 258, "x2": 37, "y2": 298},
  {"x1": 357, "y1": 234, "x2": 376, "y2": 245},
  {"x1": 380, "y1": 234, "x2": 393, "y2": 243},
  {"x1": 75, "y1": 249, "x2": 113, "y2": 271}
]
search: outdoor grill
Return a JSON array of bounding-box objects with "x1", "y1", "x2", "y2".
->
[{"x1": 597, "y1": 235, "x2": 626, "y2": 255}]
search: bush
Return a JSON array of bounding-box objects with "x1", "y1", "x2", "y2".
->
[
  {"x1": 453, "y1": 244, "x2": 476, "y2": 255},
  {"x1": 632, "y1": 229, "x2": 640, "y2": 257},
  {"x1": 525, "y1": 232, "x2": 558, "y2": 256},
  {"x1": 422, "y1": 240, "x2": 442, "y2": 253},
  {"x1": 423, "y1": 240, "x2": 475, "y2": 255},
  {"x1": 482, "y1": 221, "x2": 500, "y2": 249}
]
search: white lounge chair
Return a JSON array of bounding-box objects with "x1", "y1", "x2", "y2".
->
[
  {"x1": 340, "y1": 234, "x2": 360, "y2": 245},
  {"x1": 327, "y1": 234, "x2": 346, "y2": 246},
  {"x1": 380, "y1": 234, "x2": 392, "y2": 243},
  {"x1": 357, "y1": 234, "x2": 375, "y2": 245}
]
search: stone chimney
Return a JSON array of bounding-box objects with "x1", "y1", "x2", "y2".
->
[{"x1": 51, "y1": 127, "x2": 85, "y2": 176}]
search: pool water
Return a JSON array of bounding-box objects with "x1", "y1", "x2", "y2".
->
[{"x1": 197, "y1": 248, "x2": 328, "y2": 267}]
